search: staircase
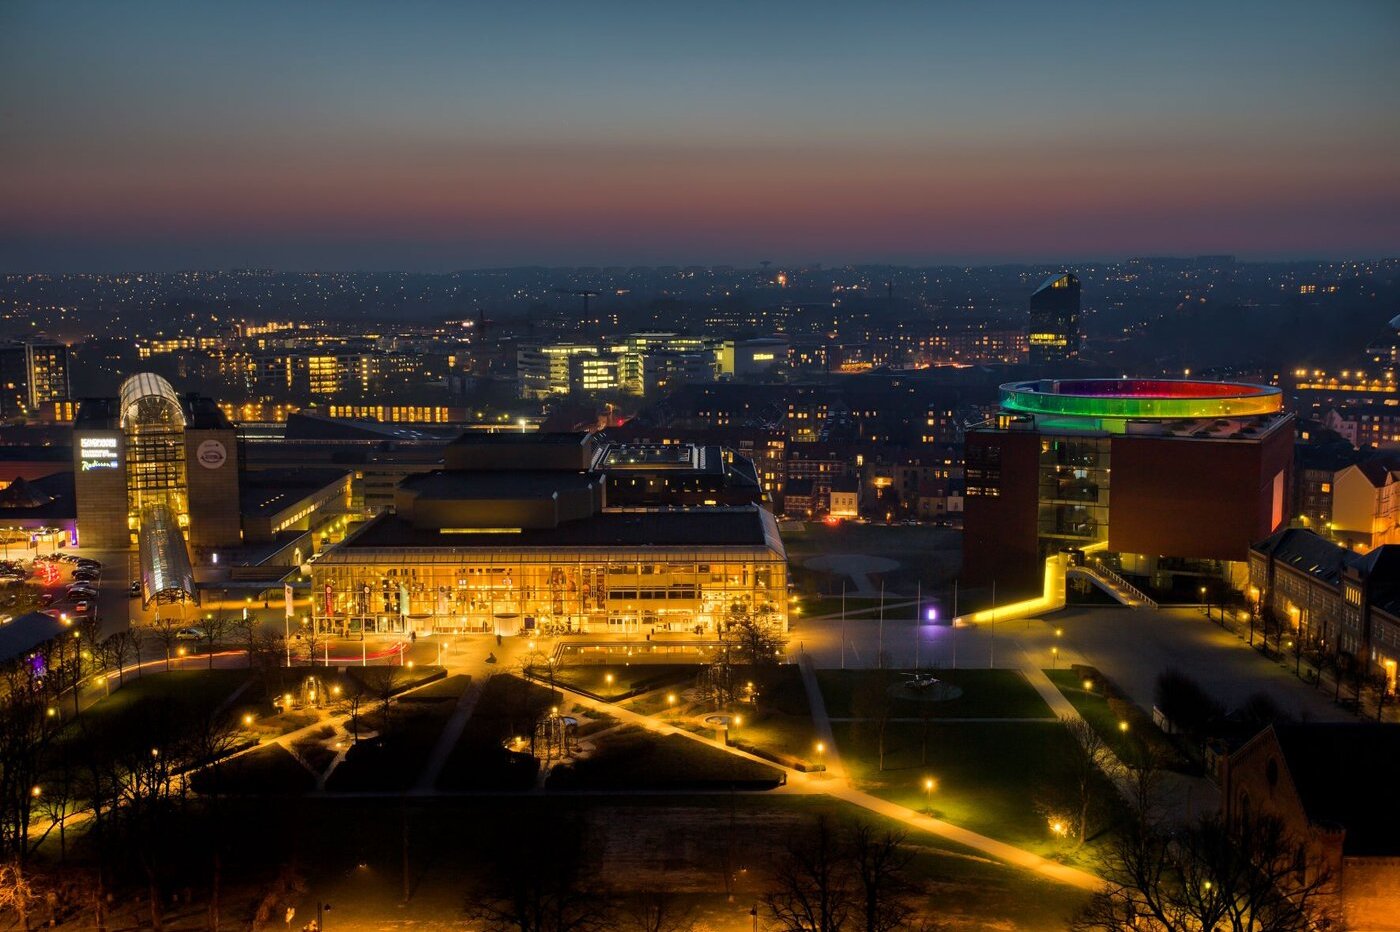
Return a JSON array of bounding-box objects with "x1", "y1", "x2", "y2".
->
[{"x1": 1068, "y1": 559, "x2": 1158, "y2": 609}]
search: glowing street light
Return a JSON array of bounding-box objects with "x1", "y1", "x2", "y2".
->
[
  {"x1": 1051, "y1": 646, "x2": 1059, "y2": 669},
  {"x1": 604, "y1": 672, "x2": 614, "y2": 687},
  {"x1": 243, "y1": 713, "x2": 255, "y2": 726},
  {"x1": 1118, "y1": 720, "x2": 1130, "y2": 734},
  {"x1": 922, "y1": 776, "x2": 937, "y2": 813}
]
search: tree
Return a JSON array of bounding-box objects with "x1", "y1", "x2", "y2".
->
[
  {"x1": 361, "y1": 665, "x2": 404, "y2": 730},
  {"x1": 201, "y1": 606, "x2": 233, "y2": 671},
  {"x1": 618, "y1": 893, "x2": 696, "y2": 932},
  {"x1": 763, "y1": 816, "x2": 853, "y2": 932},
  {"x1": 465, "y1": 816, "x2": 610, "y2": 932},
  {"x1": 848, "y1": 823, "x2": 917, "y2": 932},
  {"x1": 722, "y1": 608, "x2": 787, "y2": 667},
  {"x1": 1056, "y1": 716, "x2": 1112, "y2": 848},
  {"x1": 231, "y1": 607, "x2": 259, "y2": 668},
  {"x1": 150, "y1": 615, "x2": 181, "y2": 672},
  {"x1": 0, "y1": 859, "x2": 39, "y2": 932},
  {"x1": 1153, "y1": 669, "x2": 1223, "y2": 741},
  {"x1": 1073, "y1": 814, "x2": 1338, "y2": 932},
  {"x1": 105, "y1": 630, "x2": 136, "y2": 685}
]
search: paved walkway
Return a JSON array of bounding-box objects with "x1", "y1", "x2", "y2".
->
[
  {"x1": 535, "y1": 672, "x2": 1102, "y2": 890},
  {"x1": 798, "y1": 652, "x2": 845, "y2": 780},
  {"x1": 413, "y1": 680, "x2": 483, "y2": 793}
]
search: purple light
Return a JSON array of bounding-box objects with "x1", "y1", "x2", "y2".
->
[{"x1": 926, "y1": 607, "x2": 938, "y2": 622}]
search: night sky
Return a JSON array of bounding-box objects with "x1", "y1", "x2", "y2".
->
[{"x1": 2, "y1": 0, "x2": 1397, "y2": 271}]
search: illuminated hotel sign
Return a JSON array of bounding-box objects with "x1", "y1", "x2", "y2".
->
[
  {"x1": 79, "y1": 436, "x2": 119, "y2": 470},
  {"x1": 751, "y1": 353, "x2": 776, "y2": 361}
]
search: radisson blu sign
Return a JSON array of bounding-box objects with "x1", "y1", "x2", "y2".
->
[{"x1": 79, "y1": 436, "x2": 119, "y2": 470}]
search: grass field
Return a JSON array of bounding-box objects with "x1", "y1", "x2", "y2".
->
[
  {"x1": 780, "y1": 522, "x2": 961, "y2": 594},
  {"x1": 435, "y1": 674, "x2": 558, "y2": 791},
  {"x1": 833, "y1": 718, "x2": 1114, "y2": 860},
  {"x1": 1044, "y1": 669, "x2": 1183, "y2": 768},
  {"x1": 324, "y1": 674, "x2": 471, "y2": 792},
  {"x1": 547, "y1": 726, "x2": 784, "y2": 790},
  {"x1": 548, "y1": 662, "x2": 698, "y2": 700},
  {"x1": 817, "y1": 668, "x2": 1055, "y2": 719},
  {"x1": 200, "y1": 794, "x2": 1090, "y2": 932}
]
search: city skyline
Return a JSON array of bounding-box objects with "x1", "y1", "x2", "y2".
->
[{"x1": 3, "y1": 0, "x2": 1398, "y2": 271}]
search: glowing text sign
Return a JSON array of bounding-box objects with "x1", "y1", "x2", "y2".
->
[{"x1": 79, "y1": 436, "x2": 119, "y2": 470}]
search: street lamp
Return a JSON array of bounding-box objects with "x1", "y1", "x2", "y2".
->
[
  {"x1": 922, "y1": 776, "x2": 936, "y2": 813},
  {"x1": 815, "y1": 741, "x2": 826, "y2": 769},
  {"x1": 1051, "y1": 646, "x2": 1059, "y2": 670},
  {"x1": 1118, "y1": 720, "x2": 1130, "y2": 734}
]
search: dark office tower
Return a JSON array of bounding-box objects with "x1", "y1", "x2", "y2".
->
[{"x1": 1027, "y1": 272, "x2": 1081, "y2": 364}]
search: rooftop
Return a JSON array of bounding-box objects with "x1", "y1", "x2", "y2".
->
[
  {"x1": 239, "y1": 468, "x2": 351, "y2": 517},
  {"x1": 328, "y1": 505, "x2": 782, "y2": 555}
]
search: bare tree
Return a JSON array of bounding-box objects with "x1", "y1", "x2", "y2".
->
[
  {"x1": 1061, "y1": 716, "x2": 1112, "y2": 847},
  {"x1": 1073, "y1": 815, "x2": 1338, "y2": 932},
  {"x1": 618, "y1": 893, "x2": 697, "y2": 932},
  {"x1": 851, "y1": 670, "x2": 895, "y2": 772},
  {"x1": 231, "y1": 608, "x2": 259, "y2": 668},
  {"x1": 361, "y1": 665, "x2": 404, "y2": 730},
  {"x1": 0, "y1": 859, "x2": 39, "y2": 932},
  {"x1": 722, "y1": 609, "x2": 787, "y2": 667},
  {"x1": 105, "y1": 630, "x2": 135, "y2": 685},
  {"x1": 201, "y1": 606, "x2": 233, "y2": 670},
  {"x1": 465, "y1": 816, "x2": 611, "y2": 932},
  {"x1": 149, "y1": 615, "x2": 181, "y2": 672},
  {"x1": 848, "y1": 823, "x2": 917, "y2": 932},
  {"x1": 763, "y1": 816, "x2": 853, "y2": 932}
]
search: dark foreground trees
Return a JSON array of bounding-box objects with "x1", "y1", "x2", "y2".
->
[
  {"x1": 764, "y1": 816, "x2": 927, "y2": 932},
  {"x1": 1073, "y1": 814, "x2": 1338, "y2": 932}
]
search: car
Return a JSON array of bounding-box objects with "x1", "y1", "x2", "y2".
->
[
  {"x1": 129, "y1": 581, "x2": 142, "y2": 597},
  {"x1": 67, "y1": 586, "x2": 98, "y2": 599},
  {"x1": 72, "y1": 601, "x2": 91, "y2": 614},
  {"x1": 75, "y1": 558, "x2": 101, "y2": 567},
  {"x1": 175, "y1": 627, "x2": 206, "y2": 640},
  {"x1": 38, "y1": 593, "x2": 55, "y2": 607},
  {"x1": 72, "y1": 570, "x2": 99, "y2": 582}
]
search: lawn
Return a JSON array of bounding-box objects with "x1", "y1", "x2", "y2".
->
[
  {"x1": 546, "y1": 726, "x2": 783, "y2": 790},
  {"x1": 547, "y1": 662, "x2": 699, "y2": 700},
  {"x1": 435, "y1": 673, "x2": 559, "y2": 791},
  {"x1": 75, "y1": 668, "x2": 253, "y2": 735},
  {"x1": 200, "y1": 793, "x2": 1090, "y2": 932},
  {"x1": 817, "y1": 668, "x2": 1055, "y2": 720},
  {"x1": 1044, "y1": 669, "x2": 1184, "y2": 769},
  {"x1": 834, "y1": 718, "x2": 1117, "y2": 860},
  {"x1": 323, "y1": 674, "x2": 471, "y2": 792},
  {"x1": 192, "y1": 744, "x2": 316, "y2": 796}
]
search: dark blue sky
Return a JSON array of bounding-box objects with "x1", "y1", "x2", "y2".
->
[{"x1": 2, "y1": 0, "x2": 1397, "y2": 270}]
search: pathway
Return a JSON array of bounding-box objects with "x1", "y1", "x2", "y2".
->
[
  {"x1": 798, "y1": 651, "x2": 845, "y2": 780},
  {"x1": 535, "y1": 669, "x2": 1103, "y2": 891},
  {"x1": 413, "y1": 680, "x2": 484, "y2": 793}
]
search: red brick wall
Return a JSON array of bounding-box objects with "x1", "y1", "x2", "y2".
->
[
  {"x1": 962, "y1": 429, "x2": 1041, "y2": 593},
  {"x1": 1109, "y1": 423, "x2": 1293, "y2": 561}
]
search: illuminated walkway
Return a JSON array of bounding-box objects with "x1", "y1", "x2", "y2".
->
[{"x1": 537, "y1": 674, "x2": 1104, "y2": 891}]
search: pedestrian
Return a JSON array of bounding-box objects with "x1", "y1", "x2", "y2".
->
[
  {"x1": 496, "y1": 633, "x2": 503, "y2": 646},
  {"x1": 410, "y1": 630, "x2": 417, "y2": 644}
]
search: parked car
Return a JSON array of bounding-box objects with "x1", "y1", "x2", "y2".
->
[
  {"x1": 175, "y1": 627, "x2": 205, "y2": 641},
  {"x1": 72, "y1": 569, "x2": 99, "y2": 582},
  {"x1": 72, "y1": 601, "x2": 91, "y2": 614},
  {"x1": 38, "y1": 593, "x2": 55, "y2": 607},
  {"x1": 129, "y1": 580, "x2": 142, "y2": 597},
  {"x1": 67, "y1": 585, "x2": 98, "y2": 599}
]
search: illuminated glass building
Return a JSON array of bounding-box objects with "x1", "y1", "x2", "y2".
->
[
  {"x1": 1026, "y1": 273, "x2": 1081, "y2": 365},
  {"x1": 964, "y1": 379, "x2": 1294, "y2": 596},
  {"x1": 310, "y1": 432, "x2": 787, "y2": 637}
]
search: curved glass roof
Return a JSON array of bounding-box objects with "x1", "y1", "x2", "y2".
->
[
  {"x1": 138, "y1": 503, "x2": 195, "y2": 604},
  {"x1": 119, "y1": 372, "x2": 186, "y2": 430}
]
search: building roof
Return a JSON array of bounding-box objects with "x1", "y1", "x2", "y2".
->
[
  {"x1": 399, "y1": 469, "x2": 599, "y2": 501},
  {"x1": 1269, "y1": 723, "x2": 1400, "y2": 856},
  {"x1": 0, "y1": 611, "x2": 65, "y2": 665},
  {"x1": 329, "y1": 506, "x2": 782, "y2": 555},
  {"x1": 447, "y1": 430, "x2": 591, "y2": 447},
  {"x1": 1032, "y1": 272, "x2": 1078, "y2": 295},
  {"x1": 1251, "y1": 528, "x2": 1356, "y2": 585},
  {"x1": 239, "y1": 468, "x2": 351, "y2": 517}
]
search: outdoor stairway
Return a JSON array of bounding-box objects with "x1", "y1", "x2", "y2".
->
[{"x1": 1068, "y1": 559, "x2": 1159, "y2": 609}]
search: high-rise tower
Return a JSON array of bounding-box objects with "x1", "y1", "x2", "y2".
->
[{"x1": 1027, "y1": 273, "x2": 1081, "y2": 364}]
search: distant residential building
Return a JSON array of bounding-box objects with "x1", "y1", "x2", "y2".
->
[
  {"x1": 1331, "y1": 458, "x2": 1400, "y2": 550},
  {"x1": 1323, "y1": 405, "x2": 1400, "y2": 449},
  {"x1": 0, "y1": 340, "x2": 71, "y2": 418},
  {"x1": 1026, "y1": 273, "x2": 1081, "y2": 365}
]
